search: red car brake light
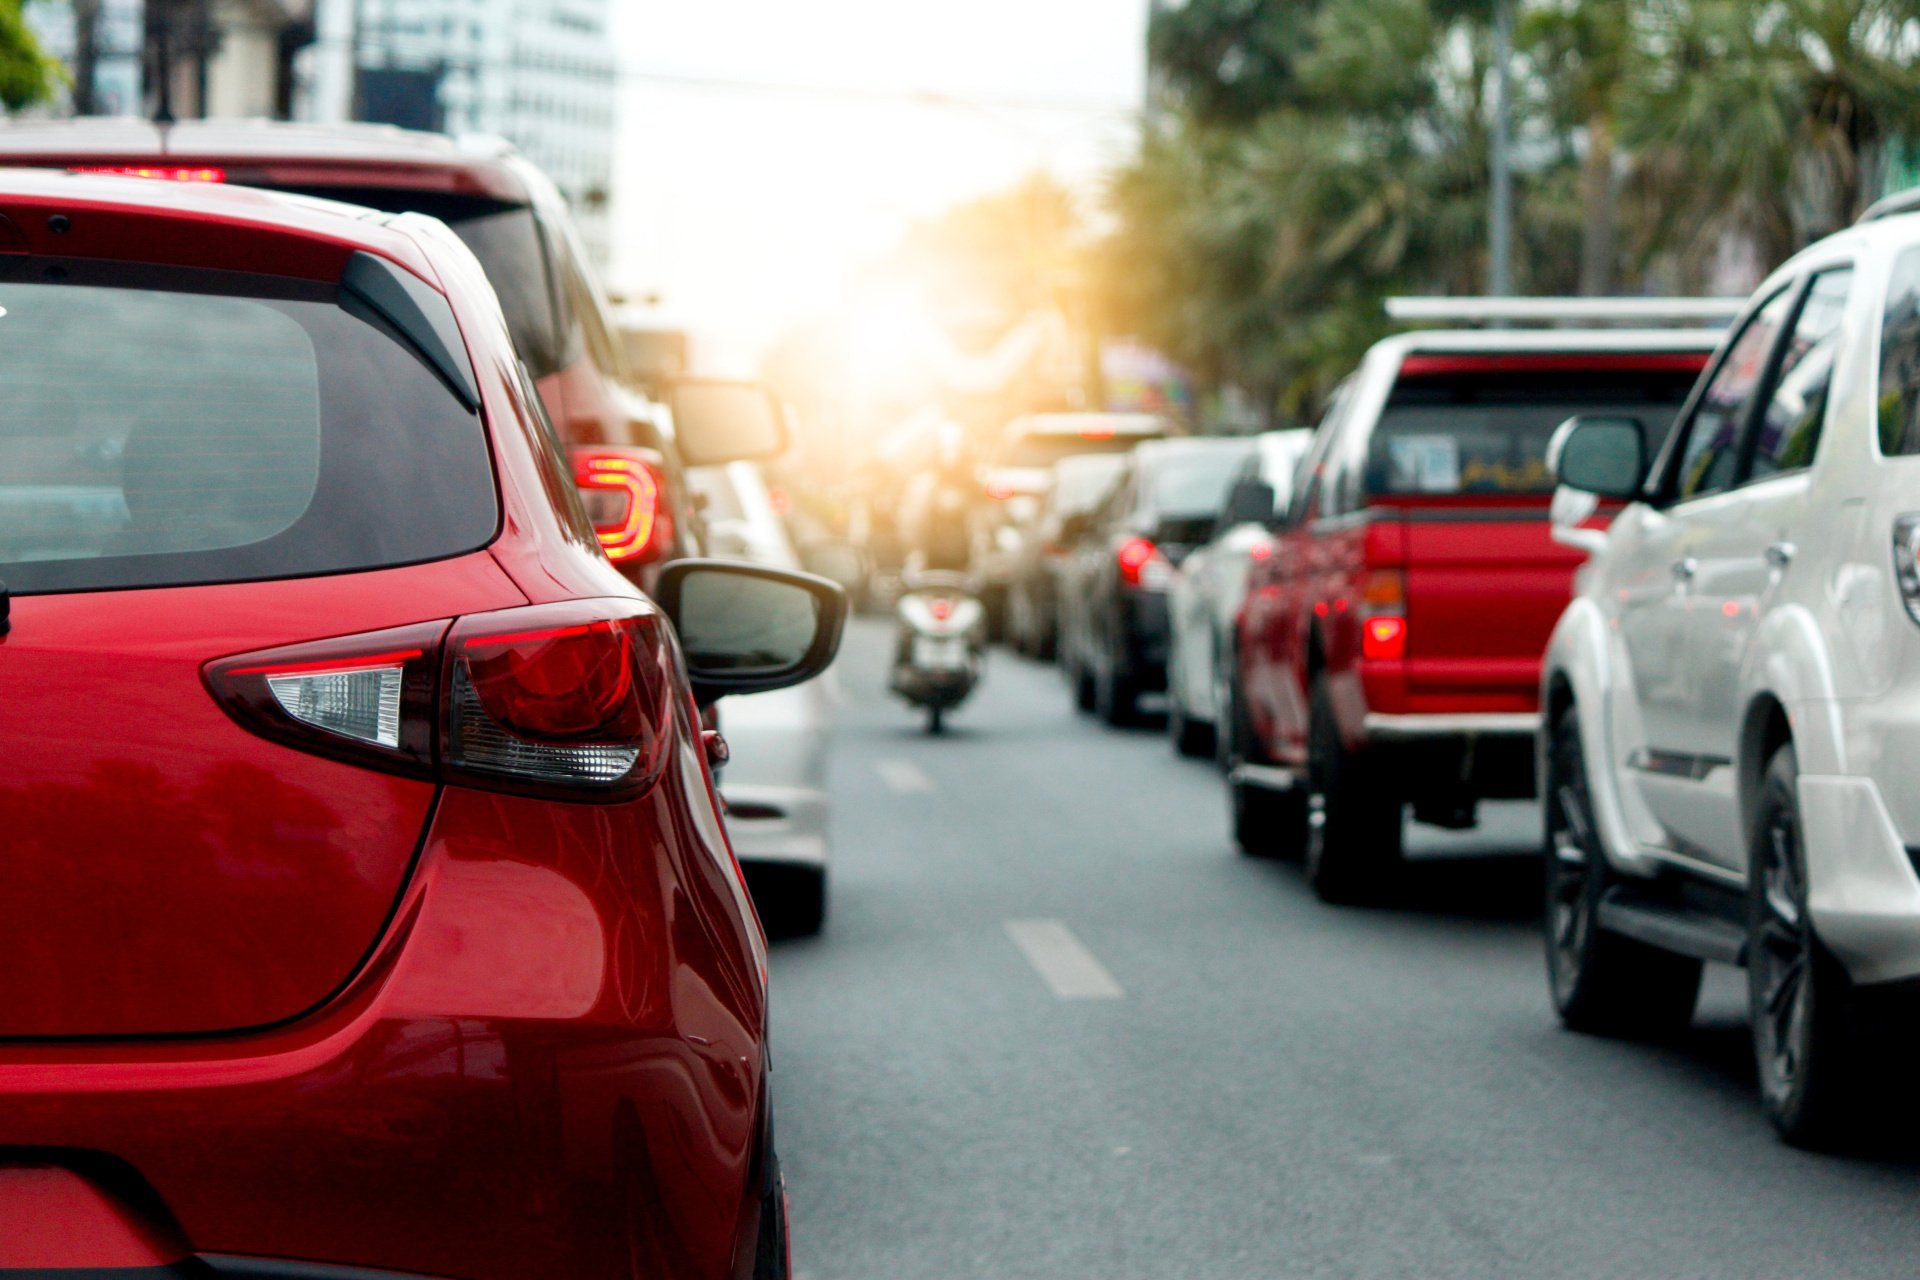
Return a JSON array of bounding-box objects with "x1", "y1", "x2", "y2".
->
[
  {"x1": 204, "y1": 620, "x2": 446, "y2": 775},
  {"x1": 69, "y1": 165, "x2": 228, "y2": 182},
  {"x1": 206, "y1": 601, "x2": 678, "y2": 800},
  {"x1": 573, "y1": 448, "x2": 674, "y2": 565},
  {"x1": 1359, "y1": 569, "x2": 1408, "y2": 661},
  {"x1": 1117, "y1": 536, "x2": 1158, "y2": 587},
  {"x1": 447, "y1": 601, "x2": 677, "y2": 798}
]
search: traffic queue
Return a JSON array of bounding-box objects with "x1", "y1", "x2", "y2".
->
[{"x1": 962, "y1": 210, "x2": 1920, "y2": 1152}]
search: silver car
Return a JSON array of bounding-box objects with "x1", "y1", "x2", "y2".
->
[
  {"x1": 1165, "y1": 430, "x2": 1313, "y2": 759},
  {"x1": 689, "y1": 461, "x2": 837, "y2": 936}
]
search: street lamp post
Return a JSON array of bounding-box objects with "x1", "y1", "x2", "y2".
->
[{"x1": 1489, "y1": 0, "x2": 1515, "y2": 298}]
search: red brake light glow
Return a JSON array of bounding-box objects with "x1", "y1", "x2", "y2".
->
[
  {"x1": 1117, "y1": 537, "x2": 1158, "y2": 587},
  {"x1": 1078, "y1": 424, "x2": 1116, "y2": 439},
  {"x1": 447, "y1": 600, "x2": 676, "y2": 796},
  {"x1": 70, "y1": 165, "x2": 228, "y2": 183},
  {"x1": 574, "y1": 450, "x2": 673, "y2": 565},
  {"x1": 206, "y1": 601, "x2": 679, "y2": 801},
  {"x1": 1362, "y1": 616, "x2": 1408, "y2": 661}
]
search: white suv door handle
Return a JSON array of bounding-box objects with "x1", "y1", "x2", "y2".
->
[{"x1": 1765, "y1": 541, "x2": 1797, "y2": 570}]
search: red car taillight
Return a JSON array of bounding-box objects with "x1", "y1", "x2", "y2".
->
[
  {"x1": 446, "y1": 601, "x2": 675, "y2": 797},
  {"x1": 206, "y1": 600, "x2": 677, "y2": 800},
  {"x1": 1359, "y1": 568, "x2": 1408, "y2": 661},
  {"x1": 1117, "y1": 536, "x2": 1159, "y2": 587},
  {"x1": 573, "y1": 448, "x2": 674, "y2": 565},
  {"x1": 69, "y1": 164, "x2": 227, "y2": 182}
]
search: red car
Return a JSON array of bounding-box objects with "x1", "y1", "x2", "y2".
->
[
  {"x1": 1226, "y1": 326, "x2": 1717, "y2": 902},
  {"x1": 0, "y1": 170, "x2": 843, "y2": 1278},
  {"x1": 0, "y1": 118, "x2": 774, "y2": 585}
]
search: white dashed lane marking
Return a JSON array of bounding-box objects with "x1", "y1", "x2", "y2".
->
[
  {"x1": 1005, "y1": 919, "x2": 1124, "y2": 999},
  {"x1": 875, "y1": 760, "x2": 935, "y2": 794}
]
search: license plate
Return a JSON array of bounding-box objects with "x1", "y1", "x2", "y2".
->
[{"x1": 914, "y1": 636, "x2": 969, "y2": 669}]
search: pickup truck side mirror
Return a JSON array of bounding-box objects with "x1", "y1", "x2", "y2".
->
[
  {"x1": 654, "y1": 559, "x2": 847, "y2": 703},
  {"x1": 1548, "y1": 415, "x2": 1647, "y2": 501},
  {"x1": 670, "y1": 378, "x2": 790, "y2": 468}
]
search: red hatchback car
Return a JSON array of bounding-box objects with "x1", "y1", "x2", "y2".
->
[{"x1": 0, "y1": 171, "x2": 843, "y2": 1278}]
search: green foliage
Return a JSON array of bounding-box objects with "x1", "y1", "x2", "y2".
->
[
  {"x1": 0, "y1": 1, "x2": 60, "y2": 111},
  {"x1": 1114, "y1": 0, "x2": 1920, "y2": 422}
]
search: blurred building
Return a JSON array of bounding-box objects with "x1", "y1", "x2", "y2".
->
[
  {"x1": 30, "y1": 0, "x2": 313, "y2": 119},
  {"x1": 297, "y1": 0, "x2": 617, "y2": 263}
]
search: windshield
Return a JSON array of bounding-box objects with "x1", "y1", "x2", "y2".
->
[
  {"x1": 1369, "y1": 370, "x2": 1700, "y2": 498},
  {"x1": 0, "y1": 259, "x2": 496, "y2": 593},
  {"x1": 1145, "y1": 445, "x2": 1255, "y2": 517}
]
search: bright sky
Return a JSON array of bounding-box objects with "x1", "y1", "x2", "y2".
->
[{"x1": 610, "y1": 1, "x2": 1149, "y2": 371}]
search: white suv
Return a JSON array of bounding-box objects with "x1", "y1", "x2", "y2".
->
[{"x1": 1541, "y1": 206, "x2": 1920, "y2": 1145}]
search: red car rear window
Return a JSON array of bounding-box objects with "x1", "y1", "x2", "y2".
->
[
  {"x1": 0, "y1": 256, "x2": 497, "y2": 595},
  {"x1": 1367, "y1": 357, "x2": 1707, "y2": 498}
]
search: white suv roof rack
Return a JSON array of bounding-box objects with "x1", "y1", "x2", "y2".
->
[{"x1": 1386, "y1": 296, "x2": 1745, "y2": 327}]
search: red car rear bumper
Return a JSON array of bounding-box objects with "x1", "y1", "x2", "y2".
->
[{"x1": 0, "y1": 781, "x2": 769, "y2": 1280}]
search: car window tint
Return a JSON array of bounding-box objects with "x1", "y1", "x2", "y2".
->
[
  {"x1": 1876, "y1": 247, "x2": 1920, "y2": 455},
  {"x1": 1369, "y1": 371, "x2": 1699, "y2": 498},
  {"x1": 555, "y1": 232, "x2": 626, "y2": 381},
  {"x1": 259, "y1": 186, "x2": 565, "y2": 382},
  {"x1": 1674, "y1": 288, "x2": 1794, "y2": 500},
  {"x1": 1750, "y1": 268, "x2": 1851, "y2": 479},
  {"x1": 0, "y1": 258, "x2": 496, "y2": 595}
]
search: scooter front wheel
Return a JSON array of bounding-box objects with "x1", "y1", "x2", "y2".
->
[{"x1": 926, "y1": 704, "x2": 945, "y2": 735}]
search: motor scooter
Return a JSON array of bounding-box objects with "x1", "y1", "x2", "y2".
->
[{"x1": 889, "y1": 570, "x2": 984, "y2": 734}]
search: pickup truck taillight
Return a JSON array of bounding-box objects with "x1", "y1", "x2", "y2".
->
[
  {"x1": 1360, "y1": 568, "x2": 1408, "y2": 660},
  {"x1": 573, "y1": 446, "x2": 674, "y2": 565},
  {"x1": 206, "y1": 599, "x2": 678, "y2": 800}
]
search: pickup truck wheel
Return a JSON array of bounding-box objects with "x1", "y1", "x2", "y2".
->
[
  {"x1": 1749, "y1": 745, "x2": 1873, "y2": 1147},
  {"x1": 1544, "y1": 710, "x2": 1701, "y2": 1038},
  {"x1": 1303, "y1": 678, "x2": 1402, "y2": 904}
]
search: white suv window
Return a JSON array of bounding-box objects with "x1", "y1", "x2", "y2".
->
[
  {"x1": 1671, "y1": 288, "x2": 1796, "y2": 501},
  {"x1": 1878, "y1": 247, "x2": 1920, "y2": 455},
  {"x1": 1750, "y1": 268, "x2": 1852, "y2": 479}
]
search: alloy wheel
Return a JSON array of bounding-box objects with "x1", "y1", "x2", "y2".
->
[
  {"x1": 1545, "y1": 728, "x2": 1598, "y2": 1008},
  {"x1": 1753, "y1": 803, "x2": 1813, "y2": 1109}
]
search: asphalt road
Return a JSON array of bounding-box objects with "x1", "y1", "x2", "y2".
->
[{"x1": 769, "y1": 620, "x2": 1920, "y2": 1280}]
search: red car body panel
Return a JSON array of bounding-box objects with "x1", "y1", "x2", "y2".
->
[{"x1": 0, "y1": 173, "x2": 769, "y2": 1278}]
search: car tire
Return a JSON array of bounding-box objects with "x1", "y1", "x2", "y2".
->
[
  {"x1": 1543, "y1": 708, "x2": 1702, "y2": 1038},
  {"x1": 1223, "y1": 670, "x2": 1305, "y2": 860},
  {"x1": 1748, "y1": 744, "x2": 1878, "y2": 1147},
  {"x1": 1170, "y1": 697, "x2": 1214, "y2": 758},
  {"x1": 1068, "y1": 648, "x2": 1096, "y2": 712},
  {"x1": 1303, "y1": 676, "x2": 1402, "y2": 904},
  {"x1": 1166, "y1": 646, "x2": 1214, "y2": 758},
  {"x1": 754, "y1": 865, "x2": 827, "y2": 940},
  {"x1": 1095, "y1": 654, "x2": 1139, "y2": 727},
  {"x1": 751, "y1": 1142, "x2": 791, "y2": 1280}
]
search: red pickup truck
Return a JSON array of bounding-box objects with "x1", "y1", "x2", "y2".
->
[{"x1": 1226, "y1": 329, "x2": 1718, "y2": 902}]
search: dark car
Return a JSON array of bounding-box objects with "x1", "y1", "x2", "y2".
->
[
  {"x1": 1058, "y1": 437, "x2": 1257, "y2": 725},
  {"x1": 0, "y1": 119, "x2": 786, "y2": 587},
  {"x1": 1006, "y1": 451, "x2": 1129, "y2": 659}
]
